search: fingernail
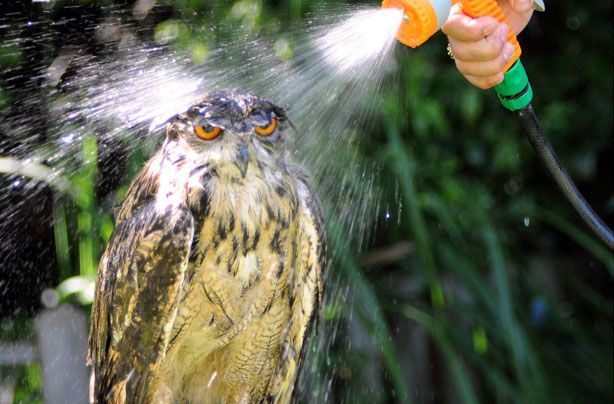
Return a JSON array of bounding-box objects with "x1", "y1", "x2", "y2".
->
[
  {"x1": 499, "y1": 24, "x2": 509, "y2": 41},
  {"x1": 492, "y1": 73, "x2": 505, "y2": 86},
  {"x1": 503, "y1": 43, "x2": 514, "y2": 61}
]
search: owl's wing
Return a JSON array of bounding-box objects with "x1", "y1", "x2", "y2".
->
[
  {"x1": 267, "y1": 173, "x2": 327, "y2": 403},
  {"x1": 87, "y1": 167, "x2": 194, "y2": 403}
]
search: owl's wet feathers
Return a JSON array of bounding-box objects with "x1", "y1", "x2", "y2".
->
[{"x1": 87, "y1": 92, "x2": 326, "y2": 403}]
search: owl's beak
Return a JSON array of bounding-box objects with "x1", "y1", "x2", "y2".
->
[{"x1": 238, "y1": 143, "x2": 249, "y2": 178}]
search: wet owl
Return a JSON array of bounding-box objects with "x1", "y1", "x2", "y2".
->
[{"x1": 87, "y1": 91, "x2": 326, "y2": 403}]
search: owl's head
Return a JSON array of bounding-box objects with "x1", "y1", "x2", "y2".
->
[{"x1": 166, "y1": 91, "x2": 291, "y2": 178}]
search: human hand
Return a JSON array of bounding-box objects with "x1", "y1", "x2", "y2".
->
[{"x1": 441, "y1": 0, "x2": 537, "y2": 89}]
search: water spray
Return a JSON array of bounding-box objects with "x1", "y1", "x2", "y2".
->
[{"x1": 382, "y1": 0, "x2": 614, "y2": 249}]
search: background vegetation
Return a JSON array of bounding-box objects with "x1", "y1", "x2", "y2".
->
[{"x1": 0, "y1": 0, "x2": 611, "y2": 403}]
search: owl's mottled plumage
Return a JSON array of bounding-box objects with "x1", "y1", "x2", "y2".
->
[{"x1": 87, "y1": 92, "x2": 326, "y2": 403}]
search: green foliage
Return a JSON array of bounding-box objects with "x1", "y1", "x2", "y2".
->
[
  {"x1": 0, "y1": 45, "x2": 23, "y2": 67},
  {"x1": 328, "y1": 218, "x2": 411, "y2": 403},
  {"x1": 0, "y1": 319, "x2": 42, "y2": 403}
]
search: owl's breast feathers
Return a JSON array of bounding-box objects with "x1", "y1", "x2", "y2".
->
[{"x1": 88, "y1": 139, "x2": 326, "y2": 403}]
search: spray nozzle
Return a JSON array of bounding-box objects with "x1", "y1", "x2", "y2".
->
[{"x1": 381, "y1": 0, "x2": 451, "y2": 48}]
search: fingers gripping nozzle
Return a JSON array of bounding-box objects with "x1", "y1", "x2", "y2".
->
[
  {"x1": 383, "y1": 0, "x2": 532, "y2": 110},
  {"x1": 458, "y1": 0, "x2": 532, "y2": 110},
  {"x1": 382, "y1": 0, "x2": 520, "y2": 69},
  {"x1": 457, "y1": 0, "x2": 521, "y2": 71}
]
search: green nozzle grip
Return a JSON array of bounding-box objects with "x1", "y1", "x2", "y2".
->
[{"x1": 495, "y1": 59, "x2": 533, "y2": 111}]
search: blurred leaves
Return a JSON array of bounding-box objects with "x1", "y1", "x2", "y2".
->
[
  {"x1": 328, "y1": 217, "x2": 411, "y2": 403},
  {"x1": 56, "y1": 275, "x2": 95, "y2": 305},
  {"x1": 0, "y1": 45, "x2": 23, "y2": 67},
  {"x1": 154, "y1": 19, "x2": 189, "y2": 45}
]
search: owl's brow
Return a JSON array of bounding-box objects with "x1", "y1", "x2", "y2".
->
[
  {"x1": 207, "y1": 104, "x2": 249, "y2": 122},
  {"x1": 264, "y1": 104, "x2": 288, "y2": 120},
  {"x1": 170, "y1": 113, "x2": 191, "y2": 124},
  {"x1": 202, "y1": 112, "x2": 229, "y2": 122}
]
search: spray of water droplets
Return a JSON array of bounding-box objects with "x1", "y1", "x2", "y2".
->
[{"x1": 5, "y1": 5, "x2": 403, "y2": 248}]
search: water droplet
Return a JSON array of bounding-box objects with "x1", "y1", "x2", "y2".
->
[{"x1": 61, "y1": 133, "x2": 74, "y2": 145}]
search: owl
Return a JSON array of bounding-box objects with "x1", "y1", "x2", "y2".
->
[{"x1": 87, "y1": 91, "x2": 326, "y2": 403}]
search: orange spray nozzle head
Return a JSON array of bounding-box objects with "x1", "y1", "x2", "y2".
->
[{"x1": 382, "y1": 0, "x2": 450, "y2": 48}]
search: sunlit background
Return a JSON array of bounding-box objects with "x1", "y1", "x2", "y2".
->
[{"x1": 0, "y1": 0, "x2": 612, "y2": 403}]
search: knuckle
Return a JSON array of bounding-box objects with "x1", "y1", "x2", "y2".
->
[{"x1": 442, "y1": 16, "x2": 465, "y2": 38}]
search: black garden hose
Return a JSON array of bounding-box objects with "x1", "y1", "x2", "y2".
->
[{"x1": 515, "y1": 104, "x2": 614, "y2": 250}]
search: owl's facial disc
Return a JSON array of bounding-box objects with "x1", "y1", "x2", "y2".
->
[{"x1": 167, "y1": 92, "x2": 290, "y2": 181}]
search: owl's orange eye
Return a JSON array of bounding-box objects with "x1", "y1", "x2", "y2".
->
[
  {"x1": 194, "y1": 125, "x2": 223, "y2": 140},
  {"x1": 255, "y1": 117, "x2": 277, "y2": 136}
]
